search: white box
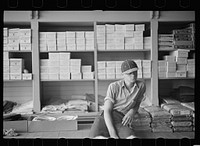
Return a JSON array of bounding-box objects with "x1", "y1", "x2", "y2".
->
[
  {"x1": 143, "y1": 72, "x2": 151, "y2": 78},
  {"x1": 158, "y1": 60, "x2": 167, "y2": 66},
  {"x1": 59, "y1": 60, "x2": 70, "y2": 66},
  {"x1": 46, "y1": 39, "x2": 56, "y2": 45},
  {"x1": 40, "y1": 59, "x2": 49, "y2": 66},
  {"x1": 116, "y1": 67, "x2": 122, "y2": 74},
  {"x1": 97, "y1": 44, "x2": 106, "y2": 50},
  {"x1": 86, "y1": 44, "x2": 94, "y2": 51},
  {"x1": 57, "y1": 39, "x2": 66, "y2": 46},
  {"x1": 40, "y1": 32, "x2": 47, "y2": 39},
  {"x1": 10, "y1": 58, "x2": 24, "y2": 66},
  {"x1": 81, "y1": 66, "x2": 92, "y2": 72},
  {"x1": 47, "y1": 44, "x2": 57, "y2": 51},
  {"x1": 116, "y1": 73, "x2": 123, "y2": 79},
  {"x1": 20, "y1": 44, "x2": 31, "y2": 51},
  {"x1": 125, "y1": 30, "x2": 134, "y2": 37},
  {"x1": 46, "y1": 32, "x2": 56, "y2": 39},
  {"x1": 164, "y1": 56, "x2": 176, "y2": 62},
  {"x1": 143, "y1": 67, "x2": 151, "y2": 73},
  {"x1": 9, "y1": 28, "x2": 20, "y2": 37},
  {"x1": 59, "y1": 66, "x2": 70, "y2": 73},
  {"x1": 49, "y1": 53, "x2": 60, "y2": 61},
  {"x1": 48, "y1": 67, "x2": 60, "y2": 74},
  {"x1": 85, "y1": 32, "x2": 94, "y2": 38},
  {"x1": 76, "y1": 38, "x2": 85, "y2": 44},
  {"x1": 158, "y1": 67, "x2": 166, "y2": 72},
  {"x1": 19, "y1": 29, "x2": 31, "y2": 37},
  {"x1": 106, "y1": 24, "x2": 115, "y2": 33},
  {"x1": 125, "y1": 43, "x2": 135, "y2": 50},
  {"x1": 4, "y1": 37, "x2": 8, "y2": 44},
  {"x1": 170, "y1": 49, "x2": 189, "y2": 58},
  {"x1": 106, "y1": 67, "x2": 115, "y2": 73},
  {"x1": 59, "y1": 73, "x2": 70, "y2": 80},
  {"x1": 4, "y1": 44, "x2": 8, "y2": 51},
  {"x1": 70, "y1": 66, "x2": 81, "y2": 73},
  {"x1": 10, "y1": 66, "x2": 23, "y2": 73},
  {"x1": 98, "y1": 73, "x2": 106, "y2": 79},
  {"x1": 56, "y1": 32, "x2": 65, "y2": 39},
  {"x1": 159, "y1": 72, "x2": 166, "y2": 78},
  {"x1": 86, "y1": 38, "x2": 94, "y2": 44},
  {"x1": 106, "y1": 61, "x2": 116, "y2": 67},
  {"x1": 135, "y1": 24, "x2": 145, "y2": 31},
  {"x1": 76, "y1": 31, "x2": 85, "y2": 38},
  {"x1": 177, "y1": 64, "x2": 187, "y2": 71},
  {"x1": 125, "y1": 37, "x2": 134, "y2": 44},
  {"x1": 115, "y1": 24, "x2": 125, "y2": 31},
  {"x1": 176, "y1": 57, "x2": 187, "y2": 64},
  {"x1": 98, "y1": 68, "x2": 106, "y2": 74},
  {"x1": 176, "y1": 71, "x2": 187, "y2": 78},
  {"x1": 3, "y1": 73, "x2": 9, "y2": 80},
  {"x1": 166, "y1": 67, "x2": 176, "y2": 72},
  {"x1": 187, "y1": 64, "x2": 195, "y2": 71},
  {"x1": 142, "y1": 60, "x2": 151, "y2": 67},
  {"x1": 98, "y1": 61, "x2": 106, "y2": 69},
  {"x1": 48, "y1": 60, "x2": 60, "y2": 66},
  {"x1": 133, "y1": 31, "x2": 143, "y2": 37},
  {"x1": 134, "y1": 43, "x2": 143, "y2": 49},
  {"x1": 166, "y1": 72, "x2": 176, "y2": 78},
  {"x1": 106, "y1": 73, "x2": 115, "y2": 79},
  {"x1": 71, "y1": 73, "x2": 82, "y2": 80},
  {"x1": 187, "y1": 59, "x2": 195, "y2": 65},
  {"x1": 66, "y1": 31, "x2": 75, "y2": 38},
  {"x1": 57, "y1": 45, "x2": 66, "y2": 51},
  {"x1": 40, "y1": 73, "x2": 49, "y2": 80},
  {"x1": 66, "y1": 38, "x2": 76, "y2": 44},
  {"x1": 7, "y1": 44, "x2": 19, "y2": 51},
  {"x1": 22, "y1": 73, "x2": 32, "y2": 80},
  {"x1": 10, "y1": 73, "x2": 22, "y2": 80},
  {"x1": 83, "y1": 72, "x2": 94, "y2": 79},
  {"x1": 70, "y1": 59, "x2": 81, "y2": 66},
  {"x1": 134, "y1": 36, "x2": 143, "y2": 43},
  {"x1": 4, "y1": 28, "x2": 8, "y2": 37},
  {"x1": 49, "y1": 73, "x2": 59, "y2": 80},
  {"x1": 39, "y1": 39, "x2": 47, "y2": 45},
  {"x1": 106, "y1": 43, "x2": 115, "y2": 50},
  {"x1": 20, "y1": 36, "x2": 31, "y2": 44},
  {"x1": 97, "y1": 25, "x2": 105, "y2": 33},
  {"x1": 97, "y1": 38, "x2": 106, "y2": 44},
  {"x1": 59, "y1": 53, "x2": 70, "y2": 60},
  {"x1": 125, "y1": 24, "x2": 135, "y2": 31},
  {"x1": 166, "y1": 62, "x2": 176, "y2": 68},
  {"x1": 67, "y1": 44, "x2": 76, "y2": 51},
  {"x1": 8, "y1": 36, "x2": 19, "y2": 44},
  {"x1": 3, "y1": 60, "x2": 9, "y2": 66},
  {"x1": 4, "y1": 66, "x2": 9, "y2": 73},
  {"x1": 76, "y1": 44, "x2": 86, "y2": 51},
  {"x1": 40, "y1": 66, "x2": 49, "y2": 73}
]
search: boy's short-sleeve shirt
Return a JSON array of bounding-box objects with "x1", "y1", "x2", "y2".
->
[{"x1": 104, "y1": 79, "x2": 146, "y2": 115}]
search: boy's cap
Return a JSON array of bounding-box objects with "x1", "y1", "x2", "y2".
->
[{"x1": 121, "y1": 60, "x2": 138, "y2": 74}]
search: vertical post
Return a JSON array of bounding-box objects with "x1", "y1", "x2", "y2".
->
[
  {"x1": 31, "y1": 11, "x2": 41, "y2": 112},
  {"x1": 94, "y1": 21, "x2": 99, "y2": 112},
  {"x1": 151, "y1": 18, "x2": 159, "y2": 106}
]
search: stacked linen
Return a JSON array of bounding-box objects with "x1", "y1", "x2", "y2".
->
[
  {"x1": 131, "y1": 107, "x2": 152, "y2": 132},
  {"x1": 144, "y1": 106, "x2": 172, "y2": 132},
  {"x1": 161, "y1": 102, "x2": 193, "y2": 132}
]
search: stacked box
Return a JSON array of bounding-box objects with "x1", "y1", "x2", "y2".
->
[
  {"x1": 97, "y1": 61, "x2": 106, "y2": 79},
  {"x1": 106, "y1": 61, "x2": 116, "y2": 79},
  {"x1": 70, "y1": 59, "x2": 81, "y2": 79},
  {"x1": 9, "y1": 58, "x2": 25, "y2": 80},
  {"x1": 142, "y1": 60, "x2": 151, "y2": 78},
  {"x1": 56, "y1": 32, "x2": 66, "y2": 51},
  {"x1": 39, "y1": 32, "x2": 47, "y2": 51},
  {"x1": 97, "y1": 25, "x2": 106, "y2": 50},
  {"x1": 82, "y1": 65, "x2": 94, "y2": 79},
  {"x1": 158, "y1": 34, "x2": 174, "y2": 50},
  {"x1": 134, "y1": 59, "x2": 142, "y2": 78},
  {"x1": 19, "y1": 29, "x2": 32, "y2": 51},
  {"x1": 133, "y1": 31, "x2": 143, "y2": 49},
  {"x1": 85, "y1": 31, "x2": 94, "y2": 51},
  {"x1": 187, "y1": 59, "x2": 195, "y2": 77},
  {"x1": 114, "y1": 25, "x2": 125, "y2": 50},
  {"x1": 46, "y1": 32, "x2": 56, "y2": 51},
  {"x1": 116, "y1": 61, "x2": 123, "y2": 79},
  {"x1": 66, "y1": 31, "x2": 76, "y2": 51},
  {"x1": 3, "y1": 52, "x2": 10, "y2": 80},
  {"x1": 59, "y1": 53, "x2": 71, "y2": 80},
  {"x1": 158, "y1": 60, "x2": 167, "y2": 78},
  {"x1": 76, "y1": 31, "x2": 85, "y2": 51},
  {"x1": 144, "y1": 37, "x2": 152, "y2": 50}
]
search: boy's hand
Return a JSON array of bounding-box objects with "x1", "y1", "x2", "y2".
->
[{"x1": 121, "y1": 109, "x2": 134, "y2": 126}]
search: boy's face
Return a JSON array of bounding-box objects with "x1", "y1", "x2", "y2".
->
[{"x1": 123, "y1": 71, "x2": 137, "y2": 83}]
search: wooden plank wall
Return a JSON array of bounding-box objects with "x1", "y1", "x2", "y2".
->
[{"x1": 3, "y1": 81, "x2": 32, "y2": 104}]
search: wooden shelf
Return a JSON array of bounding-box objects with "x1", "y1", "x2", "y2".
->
[
  {"x1": 98, "y1": 78, "x2": 151, "y2": 81},
  {"x1": 40, "y1": 50, "x2": 94, "y2": 53},
  {"x1": 98, "y1": 49, "x2": 151, "y2": 52},
  {"x1": 4, "y1": 50, "x2": 32, "y2": 53},
  {"x1": 41, "y1": 79, "x2": 95, "y2": 82},
  {"x1": 4, "y1": 80, "x2": 32, "y2": 82},
  {"x1": 159, "y1": 77, "x2": 195, "y2": 80}
]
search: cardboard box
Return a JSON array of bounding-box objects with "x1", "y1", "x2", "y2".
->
[
  {"x1": 159, "y1": 72, "x2": 166, "y2": 78},
  {"x1": 40, "y1": 59, "x2": 49, "y2": 66},
  {"x1": 85, "y1": 32, "x2": 94, "y2": 38},
  {"x1": 56, "y1": 32, "x2": 65, "y2": 39},
  {"x1": 40, "y1": 66, "x2": 49, "y2": 73},
  {"x1": 4, "y1": 28, "x2": 8, "y2": 37},
  {"x1": 40, "y1": 45, "x2": 47, "y2": 52},
  {"x1": 76, "y1": 44, "x2": 86, "y2": 51},
  {"x1": 166, "y1": 67, "x2": 176, "y2": 72},
  {"x1": 49, "y1": 73, "x2": 59, "y2": 80},
  {"x1": 59, "y1": 53, "x2": 70, "y2": 60},
  {"x1": 59, "y1": 66, "x2": 70, "y2": 73},
  {"x1": 59, "y1": 73, "x2": 70, "y2": 80},
  {"x1": 67, "y1": 44, "x2": 76, "y2": 51},
  {"x1": 70, "y1": 66, "x2": 81, "y2": 73},
  {"x1": 116, "y1": 73, "x2": 123, "y2": 79},
  {"x1": 135, "y1": 43, "x2": 143, "y2": 49},
  {"x1": 10, "y1": 73, "x2": 22, "y2": 80},
  {"x1": 134, "y1": 36, "x2": 143, "y2": 43},
  {"x1": 3, "y1": 60, "x2": 9, "y2": 66},
  {"x1": 3, "y1": 52, "x2": 9, "y2": 60},
  {"x1": 97, "y1": 43, "x2": 105, "y2": 50},
  {"x1": 40, "y1": 73, "x2": 49, "y2": 80},
  {"x1": 158, "y1": 67, "x2": 166, "y2": 72},
  {"x1": 3, "y1": 73, "x2": 10, "y2": 80},
  {"x1": 28, "y1": 120, "x2": 78, "y2": 132},
  {"x1": 22, "y1": 73, "x2": 32, "y2": 80},
  {"x1": 106, "y1": 73, "x2": 115, "y2": 79},
  {"x1": 57, "y1": 39, "x2": 66, "y2": 46},
  {"x1": 66, "y1": 38, "x2": 76, "y2": 44},
  {"x1": 47, "y1": 44, "x2": 57, "y2": 51},
  {"x1": 105, "y1": 24, "x2": 115, "y2": 33},
  {"x1": 187, "y1": 72, "x2": 195, "y2": 78},
  {"x1": 9, "y1": 65, "x2": 23, "y2": 73},
  {"x1": 20, "y1": 29, "x2": 31, "y2": 37},
  {"x1": 125, "y1": 37, "x2": 134, "y2": 44},
  {"x1": 143, "y1": 67, "x2": 151, "y2": 73},
  {"x1": 81, "y1": 66, "x2": 92, "y2": 73},
  {"x1": 4, "y1": 120, "x2": 28, "y2": 132},
  {"x1": 85, "y1": 44, "x2": 94, "y2": 51},
  {"x1": 83, "y1": 72, "x2": 94, "y2": 79},
  {"x1": 59, "y1": 60, "x2": 70, "y2": 66},
  {"x1": 125, "y1": 30, "x2": 134, "y2": 37},
  {"x1": 4, "y1": 66, "x2": 9, "y2": 73},
  {"x1": 106, "y1": 67, "x2": 115, "y2": 73},
  {"x1": 135, "y1": 24, "x2": 145, "y2": 31},
  {"x1": 76, "y1": 31, "x2": 85, "y2": 38},
  {"x1": 133, "y1": 31, "x2": 143, "y2": 37},
  {"x1": 48, "y1": 60, "x2": 60, "y2": 66},
  {"x1": 106, "y1": 61, "x2": 116, "y2": 68},
  {"x1": 71, "y1": 73, "x2": 82, "y2": 80},
  {"x1": 176, "y1": 57, "x2": 187, "y2": 64},
  {"x1": 166, "y1": 72, "x2": 176, "y2": 78},
  {"x1": 176, "y1": 71, "x2": 187, "y2": 78},
  {"x1": 9, "y1": 28, "x2": 20, "y2": 37},
  {"x1": 97, "y1": 61, "x2": 106, "y2": 69},
  {"x1": 57, "y1": 45, "x2": 66, "y2": 51},
  {"x1": 115, "y1": 24, "x2": 126, "y2": 31},
  {"x1": 49, "y1": 67, "x2": 60, "y2": 74},
  {"x1": 116, "y1": 67, "x2": 122, "y2": 74},
  {"x1": 142, "y1": 60, "x2": 151, "y2": 67},
  {"x1": 7, "y1": 44, "x2": 19, "y2": 51},
  {"x1": 177, "y1": 64, "x2": 187, "y2": 71},
  {"x1": 10, "y1": 58, "x2": 24, "y2": 66},
  {"x1": 66, "y1": 31, "x2": 76, "y2": 38},
  {"x1": 158, "y1": 60, "x2": 167, "y2": 66},
  {"x1": 4, "y1": 37, "x2": 8, "y2": 44},
  {"x1": 97, "y1": 25, "x2": 106, "y2": 33},
  {"x1": 170, "y1": 49, "x2": 189, "y2": 58},
  {"x1": 20, "y1": 44, "x2": 31, "y2": 51},
  {"x1": 125, "y1": 24, "x2": 135, "y2": 31},
  {"x1": 49, "y1": 53, "x2": 60, "y2": 61},
  {"x1": 46, "y1": 32, "x2": 56, "y2": 39},
  {"x1": 98, "y1": 73, "x2": 106, "y2": 79},
  {"x1": 20, "y1": 36, "x2": 31, "y2": 44},
  {"x1": 187, "y1": 59, "x2": 195, "y2": 65},
  {"x1": 166, "y1": 62, "x2": 176, "y2": 68},
  {"x1": 98, "y1": 68, "x2": 106, "y2": 74},
  {"x1": 40, "y1": 32, "x2": 47, "y2": 39},
  {"x1": 143, "y1": 72, "x2": 151, "y2": 78}
]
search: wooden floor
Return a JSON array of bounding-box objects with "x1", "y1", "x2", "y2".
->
[{"x1": 4, "y1": 125, "x2": 195, "y2": 139}]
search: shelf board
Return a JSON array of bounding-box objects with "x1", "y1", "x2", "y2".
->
[
  {"x1": 98, "y1": 49, "x2": 151, "y2": 52},
  {"x1": 159, "y1": 49, "x2": 195, "y2": 51},
  {"x1": 98, "y1": 78, "x2": 151, "y2": 81},
  {"x1": 41, "y1": 79, "x2": 95, "y2": 82},
  {"x1": 4, "y1": 80, "x2": 32, "y2": 82},
  {"x1": 159, "y1": 77, "x2": 195, "y2": 80},
  {"x1": 4, "y1": 50, "x2": 32, "y2": 53},
  {"x1": 40, "y1": 50, "x2": 94, "y2": 53}
]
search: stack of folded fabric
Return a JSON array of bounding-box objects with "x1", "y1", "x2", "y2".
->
[
  {"x1": 65, "y1": 99, "x2": 90, "y2": 113},
  {"x1": 144, "y1": 106, "x2": 172, "y2": 132},
  {"x1": 131, "y1": 107, "x2": 152, "y2": 132},
  {"x1": 161, "y1": 100, "x2": 193, "y2": 132}
]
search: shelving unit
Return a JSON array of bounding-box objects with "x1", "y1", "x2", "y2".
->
[{"x1": 3, "y1": 11, "x2": 195, "y2": 114}]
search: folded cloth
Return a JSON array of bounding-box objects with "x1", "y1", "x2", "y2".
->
[
  {"x1": 132, "y1": 121, "x2": 150, "y2": 127},
  {"x1": 181, "y1": 102, "x2": 194, "y2": 111},
  {"x1": 171, "y1": 115, "x2": 192, "y2": 121},
  {"x1": 132, "y1": 126, "x2": 152, "y2": 132},
  {"x1": 11, "y1": 100, "x2": 33, "y2": 115},
  {"x1": 173, "y1": 126, "x2": 193, "y2": 132},
  {"x1": 152, "y1": 126, "x2": 173, "y2": 132},
  {"x1": 151, "y1": 121, "x2": 172, "y2": 128},
  {"x1": 151, "y1": 117, "x2": 171, "y2": 123},
  {"x1": 171, "y1": 121, "x2": 192, "y2": 127},
  {"x1": 144, "y1": 106, "x2": 171, "y2": 119},
  {"x1": 3, "y1": 113, "x2": 23, "y2": 121},
  {"x1": 160, "y1": 97, "x2": 181, "y2": 104},
  {"x1": 32, "y1": 116, "x2": 56, "y2": 121}
]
